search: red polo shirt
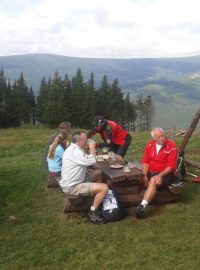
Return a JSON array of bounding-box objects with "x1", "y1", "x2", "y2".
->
[
  {"x1": 90, "y1": 120, "x2": 128, "y2": 145},
  {"x1": 142, "y1": 139, "x2": 178, "y2": 173}
]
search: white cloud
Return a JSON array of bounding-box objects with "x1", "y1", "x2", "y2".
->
[{"x1": 0, "y1": 0, "x2": 200, "y2": 58}]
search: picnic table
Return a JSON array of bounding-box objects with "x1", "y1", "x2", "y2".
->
[
  {"x1": 94, "y1": 159, "x2": 143, "y2": 184},
  {"x1": 92, "y1": 157, "x2": 183, "y2": 210},
  {"x1": 62, "y1": 157, "x2": 183, "y2": 215}
]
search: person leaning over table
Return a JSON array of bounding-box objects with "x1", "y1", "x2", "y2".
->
[
  {"x1": 42, "y1": 122, "x2": 71, "y2": 170},
  {"x1": 60, "y1": 131, "x2": 108, "y2": 225},
  {"x1": 47, "y1": 133, "x2": 66, "y2": 182},
  {"x1": 135, "y1": 127, "x2": 178, "y2": 218},
  {"x1": 87, "y1": 115, "x2": 132, "y2": 160}
]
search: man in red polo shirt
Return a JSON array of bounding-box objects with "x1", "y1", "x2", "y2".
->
[
  {"x1": 135, "y1": 127, "x2": 178, "y2": 218},
  {"x1": 87, "y1": 115, "x2": 132, "y2": 159}
]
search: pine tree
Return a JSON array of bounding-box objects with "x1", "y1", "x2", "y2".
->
[
  {"x1": 123, "y1": 93, "x2": 136, "y2": 131},
  {"x1": 108, "y1": 78, "x2": 124, "y2": 121},
  {"x1": 14, "y1": 73, "x2": 34, "y2": 125},
  {"x1": 0, "y1": 69, "x2": 10, "y2": 127},
  {"x1": 36, "y1": 77, "x2": 49, "y2": 123},
  {"x1": 144, "y1": 95, "x2": 154, "y2": 130},
  {"x1": 96, "y1": 75, "x2": 110, "y2": 117},
  {"x1": 82, "y1": 72, "x2": 96, "y2": 128},
  {"x1": 47, "y1": 72, "x2": 65, "y2": 126},
  {"x1": 71, "y1": 69, "x2": 86, "y2": 127}
]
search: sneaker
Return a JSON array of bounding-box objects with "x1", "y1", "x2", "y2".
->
[
  {"x1": 171, "y1": 179, "x2": 183, "y2": 187},
  {"x1": 88, "y1": 210, "x2": 105, "y2": 224},
  {"x1": 135, "y1": 204, "x2": 145, "y2": 218}
]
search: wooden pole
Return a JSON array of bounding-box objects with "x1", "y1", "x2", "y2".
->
[
  {"x1": 185, "y1": 159, "x2": 200, "y2": 170},
  {"x1": 178, "y1": 107, "x2": 200, "y2": 155}
]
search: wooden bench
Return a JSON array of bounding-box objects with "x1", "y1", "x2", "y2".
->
[{"x1": 46, "y1": 174, "x2": 60, "y2": 188}]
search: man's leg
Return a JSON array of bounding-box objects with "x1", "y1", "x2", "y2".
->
[
  {"x1": 87, "y1": 182, "x2": 108, "y2": 224},
  {"x1": 135, "y1": 175, "x2": 158, "y2": 218},
  {"x1": 65, "y1": 182, "x2": 108, "y2": 224},
  {"x1": 91, "y1": 183, "x2": 108, "y2": 209},
  {"x1": 135, "y1": 173, "x2": 175, "y2": 218},
  {"x1": 143, "y1": 177, "x2": 158, "y2": 203}
]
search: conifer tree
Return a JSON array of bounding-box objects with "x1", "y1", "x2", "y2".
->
[
  {"x1": 96, "y1": 75, "x2": 110, "y2": 117},
  {"x1": 0, "y1": 69, "x2": 11, "y2": 127},
  {"x1": 82, "y1": 72, "x2": 96, "y2": 128},
  {"x1": 13, "y1": 73, "x2": 34, "y2": 125},
  {"x1": 71, "y1": 68, "x2": 86, "y2": 127},
  {"x1": 36, "y1": 77, "x2": 49, "y2": 123},
  {"x1": 108, "y1": 78, "x2": 124, "y2": 121},
  {"x1": 47, "y1": 71, "x2": 65, "y2": 126}
]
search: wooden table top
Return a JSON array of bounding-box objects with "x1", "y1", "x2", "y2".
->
[{"x1": 95, "y1": 159, "x2": 143, "y2": 184}]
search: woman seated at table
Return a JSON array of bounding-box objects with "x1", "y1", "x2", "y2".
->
[{"x1": 47, "y1": 133, "x2": 69, "y2": 182}]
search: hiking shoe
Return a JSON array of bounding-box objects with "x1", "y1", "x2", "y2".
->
[
  {"x1": 135, "y1": 204, "x2": 145, "y2": 218},
  {"x1": 88, "y1": 210, "x2": 105, "y2": 224},
  {"x1": 171, "y1": 179, "x2": 183, "y2": 187}
]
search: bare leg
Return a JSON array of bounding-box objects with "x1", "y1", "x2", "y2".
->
[
  {"x1": 143, "y1": 177, "x2": 158, "y2": 203},
  {"x1": 136, "y1": 176, "x2": 158, "y2": 218},
  {"x1": 92, "y1": 183, "x2": 108, "y2": 209}
]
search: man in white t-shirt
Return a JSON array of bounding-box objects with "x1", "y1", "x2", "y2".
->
[{"x1": 60, "y1": 131, "x2": 108, "y2": 224}]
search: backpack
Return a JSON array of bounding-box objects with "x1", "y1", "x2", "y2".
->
[
  {"x1": 175, "y1": 156, "x2": 187, "y2": 182},
  {"x1": 101, "y1": 189, "x2": 122, "y2": 222}
]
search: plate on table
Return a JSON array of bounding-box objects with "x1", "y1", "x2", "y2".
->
[{"x1": 109, "y1": 164, "x2": 123, "y2": 169}]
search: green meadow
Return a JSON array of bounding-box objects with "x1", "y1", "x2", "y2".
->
[{"x1": 0, "y1": 126, "x2": 200, "y2": 270}]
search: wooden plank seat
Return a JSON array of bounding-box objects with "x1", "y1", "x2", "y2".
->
[
  {"x1": 63, "y1": 168, "x2": 104, "y2": 213},
  {"x1": 118, "y1": 184, "x2": 183, "y2": 208},
  {"x1": 109, "y1": 181, "x2": 141, "y2": 195},
  {"x1": 63, "y1": 195, "x2": 93, "y2": 213},
  {"x1": 46, "y1": 174, "x2": 60, "y2": 188}
]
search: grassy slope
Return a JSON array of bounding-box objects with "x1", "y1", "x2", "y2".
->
[{"x1": 0, "y1": 127, "x2": 200, "y2": 270}]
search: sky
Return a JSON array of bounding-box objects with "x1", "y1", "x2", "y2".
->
[{"x1": 1, "y1": 0, "x2": 200, "y2": 59}]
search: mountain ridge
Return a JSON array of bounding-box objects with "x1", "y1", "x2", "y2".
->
[{"x1": 0, "y1": 53, "x2": 200, "y2": 129}]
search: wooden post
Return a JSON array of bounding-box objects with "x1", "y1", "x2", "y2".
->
[
  {"x1": 185, "y1": 159, "x2": 200, "y2": 170},
  {"x1": 179, "y1": 108, "x2": 200, "y2": 155}
]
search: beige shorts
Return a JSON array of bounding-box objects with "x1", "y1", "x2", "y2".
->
[{"x1": 63, "y1": 182, "x2": 94, "y2": 197}]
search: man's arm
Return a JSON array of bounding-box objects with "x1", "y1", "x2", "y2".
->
[
  {"x1": 155, "y1": 143, "x2": 178, "y2": 185},
  {"x1": 88, "y1": 139, "x2": 96, "y2": 159},
  {"x1": 155, "y1": 167, "x2": 174, "y2": 185},
  {"x1": 142, "y1": 163, "x2": 150, "y2": 187}
]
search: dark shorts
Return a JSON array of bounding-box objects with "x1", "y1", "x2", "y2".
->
[
  {"x1": 109, "y1": 134, "x2": 132, "y2": 157},
  {"x1": 148, "y1": 172, "x2": 176, "y2": 188}
]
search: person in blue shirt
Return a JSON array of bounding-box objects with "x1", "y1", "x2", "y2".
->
[
  {"x1": 47, "y1": 133, "x2": 68, "y2": 180},
  {"x1": 42, "y1": 122, "x2": 72, "y2": 170}
]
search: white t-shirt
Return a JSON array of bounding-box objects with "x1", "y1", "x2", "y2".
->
[
  {"x1": 60, "y1": 143, "x2": 96, "y2": 189},
  {"x1": 156, "y1": 143, "x2": 162, "y2": 154}
]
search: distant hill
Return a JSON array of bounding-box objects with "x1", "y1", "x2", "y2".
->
[{"x1": 0, "y1": 53, "x2": 200, "y2": 129}]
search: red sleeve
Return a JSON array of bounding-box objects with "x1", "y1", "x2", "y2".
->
[{"x1": 167, "y1": 146, "x2": 178, "y2": 170}]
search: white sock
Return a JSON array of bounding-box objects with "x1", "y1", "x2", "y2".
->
[
  {"x1": 90, "y1": 206, "x2": 96, "y2": 211},
  {"x1": 141, "y1": 200, "x2": 148, "y2": 208}
]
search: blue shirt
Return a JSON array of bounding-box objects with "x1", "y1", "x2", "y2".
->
[{"x1": 47, "y1": 144, "x2": 65, "y2": 173}]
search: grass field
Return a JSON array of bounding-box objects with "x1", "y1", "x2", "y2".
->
[{"x1": 0, "y1": 126, "x2": 200, "y2": 270}]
